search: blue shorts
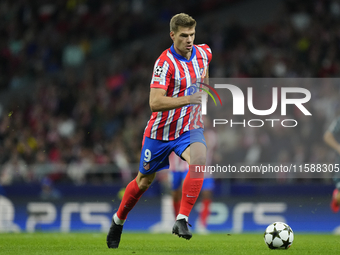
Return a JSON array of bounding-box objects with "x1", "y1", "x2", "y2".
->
[
  {"x1": 170, "y1": 171, "x2": 187, "y2": 190},
  {"x1": 139, "y1": 129, "x2": 206, "y2": 175},
  {"x1": 170, "y1": 170, "x2": 214, "y2": 191}
]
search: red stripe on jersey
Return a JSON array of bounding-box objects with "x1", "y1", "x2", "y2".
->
[{"x1": 156, "y1": 111, "x2": 169, "y2": 140}]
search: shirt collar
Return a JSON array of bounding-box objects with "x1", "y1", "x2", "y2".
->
[{"x1": 170, "y1": 44, "x2": 196, "y2": 62}]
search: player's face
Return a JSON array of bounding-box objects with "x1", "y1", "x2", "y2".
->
[{"x1": 171, "y1": 26, "x2": 195, "y2": 59}]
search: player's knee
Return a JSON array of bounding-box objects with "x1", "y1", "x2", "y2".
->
[
  {"x1": 189, "y1": 143, "x2": 207, "y2": 165},
  {"x1": 138, "y1": 183, "x2": 149, "y2": 190},
  {"x1": 137, "y1": 178, "x2": 152, "y2": 191},
  {"x1": 136, "y1": 172, "x2": 155, "y2": 190},
  {"x1": 191, "y1": 155, "x2": 206, "y2": 166}
]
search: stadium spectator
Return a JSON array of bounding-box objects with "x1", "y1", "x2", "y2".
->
[{"x1": 0, "y1": 150, "x2": 28, "y2": 185}]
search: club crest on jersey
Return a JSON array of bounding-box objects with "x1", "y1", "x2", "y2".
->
[
  {"x1": 143, "y1": 161, "x2": 150, "y2": 170},
  {"x1": 200, "y1": 67, "x2": 206, "y2": 78},
  {"x1": 154, "y1": 66, "x2": 163, "y2": 76}
]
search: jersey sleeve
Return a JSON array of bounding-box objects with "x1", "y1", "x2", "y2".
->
[
  {"x1": 199, "y1": 44, "x2": 212, "y2": 64},
  {"x1": 150, "y1": 57, "x2": 173, "y2": 90}
]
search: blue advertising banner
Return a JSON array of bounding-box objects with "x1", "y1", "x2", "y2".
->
[{"x1": 0, "y1": 183, "x2": 338, "y2": 234}]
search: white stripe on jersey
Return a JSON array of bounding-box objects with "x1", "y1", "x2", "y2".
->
[
  {"x1": 160, "y1": 61, "x2": 170, "y2": 86},
  {"x1": 197, "y1": 44, "x2": 212, "y2": 54},
  {"x1": 150, "y1": 111, "x2": 163, "y2": 139},
  {"x1": 182, "y1": 79, "x2": 190, "y2": 133},
  {"x1": 197, "y1": 44, "x2": 211, "y2": 54},
  {"x1": 196, "y1": 46, "x2": 208, "y2": 67},
  {"x1": 176, "y1": 105, "x2": 190, "y2": 138},
  {"x1": 150, "y1": 59, "x2": 160, "y2": 84},
  {"x1": 183, "y1": 122, "x2": 190, "y2": 132},
  {"x1": 192, "y1": 104, "x2": 200, "y2": 129},
  {"x1": 163, "y1": 109, "x2": 174, "y2": 140},
  {"x1": 166, "y1": 51, "x2": 181, "y2": 95},
  {"x1": 192, "y1": 55, "x2": 202, "y2": 83},
  {"x1": 153, "y1": 59, "x2": 160, "y2": 69}
]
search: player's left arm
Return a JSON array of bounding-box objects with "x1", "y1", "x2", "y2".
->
[{"x1": 205, "y1": 66, "x2": 209, "y2": 80}]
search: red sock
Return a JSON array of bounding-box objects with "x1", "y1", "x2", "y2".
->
[
  {"x1": 200, "y1": 198, "x2": 211, "y2": 227},
  {"x1": 179, "y1": 165, "x2": 204, "y2": 217},
  {"x1": 116, "y1": 178, "x2": 146, "y2": 220},
  {"x1": 173, "y1": 200, "x2": 181, "y2": 217}
]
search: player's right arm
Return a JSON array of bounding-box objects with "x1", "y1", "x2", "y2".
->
[{"x1": 149, "y1": 88, "x2": 204, "y2": 112}]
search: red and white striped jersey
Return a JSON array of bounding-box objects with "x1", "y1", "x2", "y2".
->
[{"x1": 143, "y1": 44, "x2": 212, "y2": 141}]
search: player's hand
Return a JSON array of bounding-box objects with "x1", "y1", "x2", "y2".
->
[{"x1": 190, "y1": 91, "x2": 207, "y2": 104}]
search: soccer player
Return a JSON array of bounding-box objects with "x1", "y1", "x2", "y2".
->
[
  {"x1": 106, "y1": 13, "x2": 212, "y2": 248},
  {"x1": 323, "y1": 116, "x2": 340, "y2": 213}
]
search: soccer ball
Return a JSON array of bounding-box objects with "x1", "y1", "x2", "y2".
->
[{"x1": 264, "y1": 222, "x2": 294, "y2": 249}]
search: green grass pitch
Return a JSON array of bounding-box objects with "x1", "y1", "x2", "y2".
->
[{"x1": 0, "y1": 232, "x2": 340, "y2": 255}]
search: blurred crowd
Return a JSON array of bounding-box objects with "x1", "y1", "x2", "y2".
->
[{"x1": 0, "y1": 0, "x2": 340, "y2": 186}]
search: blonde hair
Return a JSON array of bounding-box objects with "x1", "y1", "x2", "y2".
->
[{"x1": 170, "y1": 13, "x2": 196, "y2": 33}]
